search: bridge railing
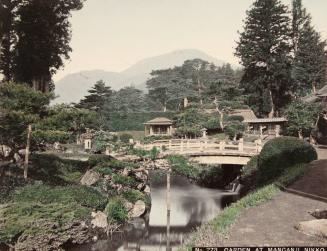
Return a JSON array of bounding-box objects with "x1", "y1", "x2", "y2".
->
[{"x1": 136, "y1": 138, "x2": 263, "y2": 155}]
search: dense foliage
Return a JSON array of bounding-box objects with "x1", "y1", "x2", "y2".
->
[
  {"x1": 284, "y1": 100, "x2": 322, "y2": 138},
  {"x1": 0, "y1": 0, "x2": 85, "y2": 91},
  {"x1": 236, "y1": 0, "x2": 293, "y2": 117},
  {"x1": 0, "y1": 83, "x2": 52, "y2": 153},
  {"x1": 258, "y1": 137, "x2": 317, "y2": 183}
]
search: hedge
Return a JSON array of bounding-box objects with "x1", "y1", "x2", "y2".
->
[
  {"x1": 108, "y1": 112, "x2": 175, "y2": 131},
  {"x1": 258, "y1": 137, "x2": 317, "y2": 183}
]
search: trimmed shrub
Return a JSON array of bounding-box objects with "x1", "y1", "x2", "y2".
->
[
  {"x1": 105, "y1": 197, "x2": 128, "y2": 223},
  {"x1": 149, "y1": 147, "x2": 160, "y2": 161},
  {"x1": 120, "y1": 133, "x2": 133, "y2": 143},
  {"x1": 142, "y1": 135, "x2": 172, "y2": 144},
  {"x1": 109, "y1": 112, "x2": 175, "y2": 131},
  {"x1": 227, "y1": 115, "x2": 244, "y2": 122},
  {"x1": 258, "y1": 137, "x2": 317, "y2": 183}
]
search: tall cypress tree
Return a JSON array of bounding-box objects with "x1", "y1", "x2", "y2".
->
[
  {"x1": 291, "y1": 0, "x2": 326, "y2": 96},
  {"x1": 235, "y1": 0, "x2": 293, "y2": 117},
  {"x1": 0, "y1": 0, "x2": 21, "y2": 82}
]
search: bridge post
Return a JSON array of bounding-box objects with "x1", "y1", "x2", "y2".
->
[
  {"x1": 186, "y1": 140, "x2": 190, "y2": 150},
  {"x1": 256, "y1": 139, "x2": 262, "y2": 153},
  {"x1": 180, "y1": 140, "x2": 184, "y2": 153},
  {"x1": 220, "y1": 141, "x2": 225, "y2": 151},
  {"x1": 238, "y1": 138, "x2": 244, "y2": 152},
  {"x1": 169, "y1": 140, "x2": 172, "y2": 150}
]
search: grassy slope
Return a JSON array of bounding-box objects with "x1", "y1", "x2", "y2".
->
[{"x1": 0, "y1": 154, "x2": 107, "y2": 244}]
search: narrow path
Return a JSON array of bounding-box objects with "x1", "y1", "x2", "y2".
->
[{"x1": 222, "y1": 158, "x2": 327, "y2": 246}]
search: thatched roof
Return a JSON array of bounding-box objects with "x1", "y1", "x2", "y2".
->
[
  {"x1": 144, "y1": 117, "x2": 173, "y2": 125},
  {"x1": 229, "y1": 109, "x2": 257, "y2": 120}
]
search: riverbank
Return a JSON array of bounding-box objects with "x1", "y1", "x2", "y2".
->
[
  {"x1": 0, "y1": 154, "x2": 151, "y2": 250},
  {"x1": 181, "y1": 157, "x2": 327, "y2": 249}
]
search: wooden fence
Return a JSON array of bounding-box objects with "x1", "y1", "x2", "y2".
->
[{"x1": 136, "y1": 139, "x2": 263, "y2": 155}]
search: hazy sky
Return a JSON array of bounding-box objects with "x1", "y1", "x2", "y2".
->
[{"x1": 54, "y1": 0, "x2": 327, "y2": 81}]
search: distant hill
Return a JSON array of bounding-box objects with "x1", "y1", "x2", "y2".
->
[{"x1": 53, "y1": 49, "x2": 225, "y2": 104}]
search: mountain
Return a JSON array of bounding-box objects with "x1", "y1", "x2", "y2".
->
[{"x1": 53, "y1": 49, "x2": 225, "y2": 104}]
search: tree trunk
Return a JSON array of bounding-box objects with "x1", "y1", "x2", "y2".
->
[
  {"x1": 166, "y1": 169, "x2": 171, "y2": 251},
  {"x1": 214, "y1": 97, "x2": 224, "y2": 130},
  {"x1": 312, "y1": 83, "x2": 317, "y2": 94},
  {"x1": 24, "y1": 124, "x2": 32, "y2": 180},
  {"x1": 268, "y1": 90, "x2": 275, "y2": 118}
]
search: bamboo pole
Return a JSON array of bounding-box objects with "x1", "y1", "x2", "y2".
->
[
  {"x1": 24, "y1": 124, "x2": 32, "y2": 180},
  {"x1": 166, "y1": 168, "x2": 171, "y2": 251}
]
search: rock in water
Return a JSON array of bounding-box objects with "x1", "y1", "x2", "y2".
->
[
  {"x1": 296, "y1": 219, "x2": 327, "y2": 238},
  {"x1": 144, "y1": 185, "x2": 151, "y2": 194},
  {"x1": 131, "y1": 200, "x2": 146, "y2": 218},
  {"x1": 91, "y1": 211, "x2": 108, "y2": 229},
  {"x1": 80, "y1": 170, "x2": 101, "y2": 186}
]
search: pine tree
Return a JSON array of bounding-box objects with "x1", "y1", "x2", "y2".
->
[
  {"x1": 291, "y1": 0, "x2": 326, "y2": 96},
  {"x1": 77, "y1": 80, "x2": 112, "y2": 111},
  {"x1": 235, "y1": 0, "x2": 293, "y2": 117}
]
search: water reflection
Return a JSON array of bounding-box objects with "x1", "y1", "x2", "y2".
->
[{"x1": 70, "y1": 171, "x2": 238, "y2": 251}]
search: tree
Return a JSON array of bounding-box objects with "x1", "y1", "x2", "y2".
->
[
  {"x1": 0, "y1": 0, "x2": 85, "y2": 91},
  {"x1": 284, "y1": 100, "x2": 322, "y2": 139},
  {"x1": 291, "y1": 1, "x2": 326, "y2": 96},
  {"x1": 205, "y1": 69, "x2": 246, "y2": 130},
  {"x1": 76, "y1": 80, "x2": 112, "y2": 129},
  {"x1": 77, "y1": 80, "x2": 112, "y2": 110},
  {"x1": 292, "y1": 0, "x2": 306, "y2": 53},
  {"x1": 224, "y1": 120, "x2": 245, "y2": 141},
  {"x1": 146, "y1": 68, "x2": 194, "y2": 111},
  {"x1": 0, "y1": 82, "x2": 52, "y2": 178},
  {"x1": 37, "y1": 104, "x2": 98, "y2": 144},
  {"x1": 235, "y1": 0, "x2": 293, "y2": 117},
  {"x1": 0, "y1": 0, "x2": 21, "y2": 82},
  {"x1": 109, "y1": 86, "x2": 146, "y2": 114}
]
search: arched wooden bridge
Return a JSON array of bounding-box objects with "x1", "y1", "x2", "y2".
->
[{"x1": 136, "y1": 139, "x2": 263, "y2": 165}]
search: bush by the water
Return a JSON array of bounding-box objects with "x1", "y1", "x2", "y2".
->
[
  {"x1": 105, "y1": 197, "x2": 128, "y2": 223},
  {"x1": 122, "y1": 189, "x2": 150, "y2": 205},
  {"x1": 167, "y1": 155, "x2": 200, "y2": 179},
  {"x1": 258, "y1": 137, "x2": 317, "y2": 183}
]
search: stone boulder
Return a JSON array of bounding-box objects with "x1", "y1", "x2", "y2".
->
[
  {"x1": 131, "y1": 200, "x2": 146, "y2": 218},
  {"x1": 80, "y1": 170, "x2": 101, "y2": 186},
  {"x1": 91, "y1": 211, "x2": 108, "y2": 229},
  {"x1": 311, "y1": 210, "x2": 327, "y2": 219},
  {"x1": 296, "y1": 219, "x2": 327, "y2": 239},
  {"x1": 144, "y1": 185, "x2": 151, "y2": 194}
]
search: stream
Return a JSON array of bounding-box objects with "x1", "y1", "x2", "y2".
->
[{"x1": 70, "y1": 171, "x2": 240, "y2": 251}]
